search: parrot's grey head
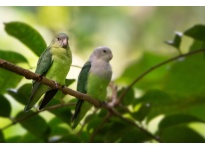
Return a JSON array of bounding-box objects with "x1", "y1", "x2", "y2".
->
[
  {"x1": 51, "y1": 33, "x2": 69, "y2": 48},
  {"x1": 89, "y1": 46, "x2": 113, "y2": 62}
]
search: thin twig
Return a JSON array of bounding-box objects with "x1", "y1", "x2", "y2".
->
[
  {"x1": 2, "y1": 102, "x2": 76, "y2": 130},
  {"x1": 117, "y1": 48, "x2": 205, "y2": 104},
  {"x1": 71, "y1": 64, "x2": 82, "y2": 69}
]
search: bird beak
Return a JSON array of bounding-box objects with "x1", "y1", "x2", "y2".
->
[
  {"x1": 62, "y1": 38, "x2": 68, "y2": 47},
  {"x1": 109, "y1": 53, "x2": 113, "y2": 60}
]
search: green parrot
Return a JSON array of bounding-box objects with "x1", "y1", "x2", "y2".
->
[
  {"x1": 71, "y1": 46, "x2": 113, "y2": 129},
  {"x1": 24, "y1": 33, "x2": 72, "y2": 112}
]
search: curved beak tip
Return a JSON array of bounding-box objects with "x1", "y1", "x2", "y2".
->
[
  {"x1": 110, "y1": 54, "x2": 113, "y2": 60},
  {"x1": 63, "y1": 39, "x2": 68, "y2": 46}
]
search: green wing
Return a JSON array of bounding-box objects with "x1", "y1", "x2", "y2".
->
[
  {"x1": 77, "y1": 61, "x2": 91, "y2": 93},
  {"x1": 72, "y1": 61, "x2": 91, "y2": 123},
  {"x1": 24, "y1": 47, "x2": 53, "y2": 111},
  {"x1": 31, "y1": 46, "x2": 53, "y2": 96},
  {"x1": 35, "y1": 46, "x2": 53, "y2": 76}
]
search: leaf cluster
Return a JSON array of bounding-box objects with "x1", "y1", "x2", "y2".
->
[{"x1": 1, "y1": 22, "x2": 205, "y2": 143}]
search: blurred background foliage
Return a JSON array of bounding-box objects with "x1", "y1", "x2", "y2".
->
[{"x1": 1, "y1": 6, "x2": 205, "y2": 143}]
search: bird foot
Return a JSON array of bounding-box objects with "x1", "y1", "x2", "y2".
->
[
  {"x1": 61, "y1": 85, "x2": 67, "y2": 94},
  {"x1": 53, "y1": 81, "x2": 59, "y2": 89},
  {"x1": 37, "y1": 74, "x2": 43, "y2": 81}
]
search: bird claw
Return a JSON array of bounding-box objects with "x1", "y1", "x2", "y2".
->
[
  {"x1": 37, "y1": 74, "x2": 43, "y2": 81},
  {"x1": 61, "y1": 85, "x2": 67, "y2": 94},
  {"x1": 53, "y1": 81, "x2": 59, "y2": 89}
]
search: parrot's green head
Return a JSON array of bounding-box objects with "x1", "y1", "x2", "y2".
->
[
  {"x1": 51, "y1": 33, "x2": 69, "y2": 48},
  {"x1": 89, "y1": 46, "x2": 113, "y2": 62}
]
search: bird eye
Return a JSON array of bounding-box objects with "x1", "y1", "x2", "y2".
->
[
  {"x1": 103, "y1": 50, "x2": 106, "y2": 53},
  {"x1": 57, "y1": 37, "x2": 60, "y2": 40}
]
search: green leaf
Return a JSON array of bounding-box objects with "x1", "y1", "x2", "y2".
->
[
  {"x1": 189, "y1": 40, "x2": 205, "y2": 51},
  {"x1": 6, "y1": 133, "x2": 43, "y2": 143},
  {"x1": 0, "y1": 95, "x2": 11, "y2": 117},
  {"x1": 117, "y1": 52, "x2": 169, "y2": 90},
  {"x1": 159, "y1": 114, "x2": 205, "y2": 130},
  {"x1": 65, "y1": 79, "x2": 75, "y2": 87},
  {"x1": 6, "y1": 136, "x2": 21, "y2": 143},
  {"x1": 0, "y1": 69, "x2": 22, "y2": 94},
  {"x1": 4, "y1": 21, "x2": 47, "y2": 56},
  {"x1": 120, "y1": 128, "x2": 151, "y2": 143},
  {"x1": 50, "y1": 107, "x2": 72, "y2": 125},
  {"x1": 47, "y1": 118, "x2": 71, "y2": 142},
  {"x1": 135, "y1": 90, "x2": 174, "y2": 122},
  {"x1": 46, "y1": 99, "x2": 73, "y2": 125},
  {"x1": 0, "y1": 50, "x2": 28, "y2": 64},
  {"x1": 165, "y1": 32, "x2": 182, "y2": 50},
  {"x1": 0, "y1": 50, "x2": 28, "y2": 94},
  {"x1": 188, "y1": 40, "x2": 205, "y2": 60},
  {"x1": 117, "y1": 87, "x2": 135, "y2": 106},
  {"x1": 104, "y1": 118, "x2": 127, "y2": 142},
  {"x1": 135, "y1": 90, "x2": 205, "y2": 122},
  {"x1": 160, "y1": 126, "x2": 205, "y2": 143},
  {"x1": 0, "y1": 130, "x2": 5, "y2": 142},
  {"x1": 103, "y1": 118, "x2": 151, "y2": 142},
  {"x1": 98, "y1": 108, "x2": 108, "y2": 118},
  {"x1": 15, "y1": 111, "x2": 50, "y2": 140},
  {"x1": 20, "y1": 132, "x2": 45, "y2": 143},
  {"x1": 48, "y1": 118, "x2": 80, "y2": 143},
  {"x1": 164, "y1": 53, "x2": 205, "y2": 96},
  {"x1": 48, "y1": 118, "x2": 69, "y2": 136},
  {"x1": 8, "y1": 83, "x2": 32, "y2": 105},
  {"x1": 56, "y1": 134, "x2": 81, "y2": 143},
  {"x1": 183, "y1": 101, "x2": 205, "y2": 121},
  {"x1": 86, "y1": 115, "x2": 102, "y2": 132},
  {"x1": 184, "y1": 24, "x2": 205, "y2": 41},
  {"x1": 132, "y1": 102, "x2": 151, "y2": 122}
]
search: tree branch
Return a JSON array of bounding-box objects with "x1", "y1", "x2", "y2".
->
[
  {"x1": 117, "y1": 48, "x2": 205, "y2": 104},
  {"x1": 1, "y1": 48, "x2": 203, "y2": 143},
  {"x1": 0, "y1": 59, "x2": 104, "y2": 108}
]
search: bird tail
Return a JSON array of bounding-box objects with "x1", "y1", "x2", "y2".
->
[
  {"x1": 39, "y1": 89, "x2": 58, "y2": 110},
  {"x1": 24, "y1": 84, "x2": 50, "y2": 112},
  {"x1": 71, "y1": 100, "x2": 92, "y2": 129}
]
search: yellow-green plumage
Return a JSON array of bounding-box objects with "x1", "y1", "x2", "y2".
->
[
  {"x1": 24, "y1": 33, "x2": 72, "y2": 111},
  {"x1": 47, "y1": 47, "x2": 72, "y2": 85},
  {"x1": 72, "y1": 46, "x2": 113, "y2": 129},
  {"x1": 87, "y1": 73, "x2": 110, "y2": 100}
]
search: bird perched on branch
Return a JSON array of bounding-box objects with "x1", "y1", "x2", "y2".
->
[
  {"x1": 72, "y1": 46, "x2": 113, "y2": 129},
  {"x1": 24, "y1": 33, "x2": 72, "y2": 111}
]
